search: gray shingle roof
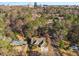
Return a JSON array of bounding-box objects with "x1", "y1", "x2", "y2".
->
[{"x1": 11, "y1": 40, "x2": 27, "y2": 45}]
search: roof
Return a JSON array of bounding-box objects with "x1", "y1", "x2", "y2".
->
[{"x1": 10, "y1": 40, "x2": 27, "y2": 46}]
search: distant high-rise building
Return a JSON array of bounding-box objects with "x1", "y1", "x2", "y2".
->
[{"x1": 34, "y1": 2, "x2": 37, "y2": 7}]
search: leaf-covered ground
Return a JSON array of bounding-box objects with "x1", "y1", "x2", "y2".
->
[{"x1": 0, "y1": 5, "x2": 79, "y2": 56}]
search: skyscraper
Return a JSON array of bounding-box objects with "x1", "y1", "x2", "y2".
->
[{"x1": 34, "y1": 2, "x2": 37, "y2": 8}]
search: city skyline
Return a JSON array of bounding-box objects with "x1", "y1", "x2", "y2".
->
[{"x1": 0, "y1": 2, "x2": 79, "y2": 6}]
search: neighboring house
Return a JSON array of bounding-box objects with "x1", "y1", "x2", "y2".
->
[
  {"x1": 31, "y1": 37, "x2": 53, "y2": 55},
  {"x1": 10, "y1": 40, "x2": 28, "y2": 55},
  {"x1": 70, "y1": 44, "x2": 79, "y2": 51},
  {"x1": 31, "y1": 37, "x2": 47, "y2": 47},
  {"x1": 10, "y1": 40, "x2": 27, "y2": 46}
]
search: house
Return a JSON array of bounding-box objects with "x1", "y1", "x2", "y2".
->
[
  {"x1": 10, "y1": 40, "x2": 28, "y2": 55},
  {"x1": 31, "y1": 36, "x2": 53, "y2": 55},
  {"x1": 31, "y1": 37, "x2": 47, "y2": 47}
]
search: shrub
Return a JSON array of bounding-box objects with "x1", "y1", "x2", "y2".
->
[{"x1": 59, "y1": 40, "x2": 64, "y2": 49}]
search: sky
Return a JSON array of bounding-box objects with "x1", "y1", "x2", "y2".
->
[{"x1": 0, "y1": 2, "x2": 79, "y2": 5}]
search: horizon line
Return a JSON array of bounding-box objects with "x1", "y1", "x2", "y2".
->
[{"x1": 0, "y1": 2, "x2": 79, "y2": 6}]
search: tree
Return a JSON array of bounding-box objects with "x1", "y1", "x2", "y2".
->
[
  {"x1": 59, "y1": 40, "x2": 64, "y2": 49},
  {"x1": 67, "y1": 24, "x2": 79, "y2": 44},
  {"x1": 0, "y1": 14, "x2": 6, "y2": 40}
]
